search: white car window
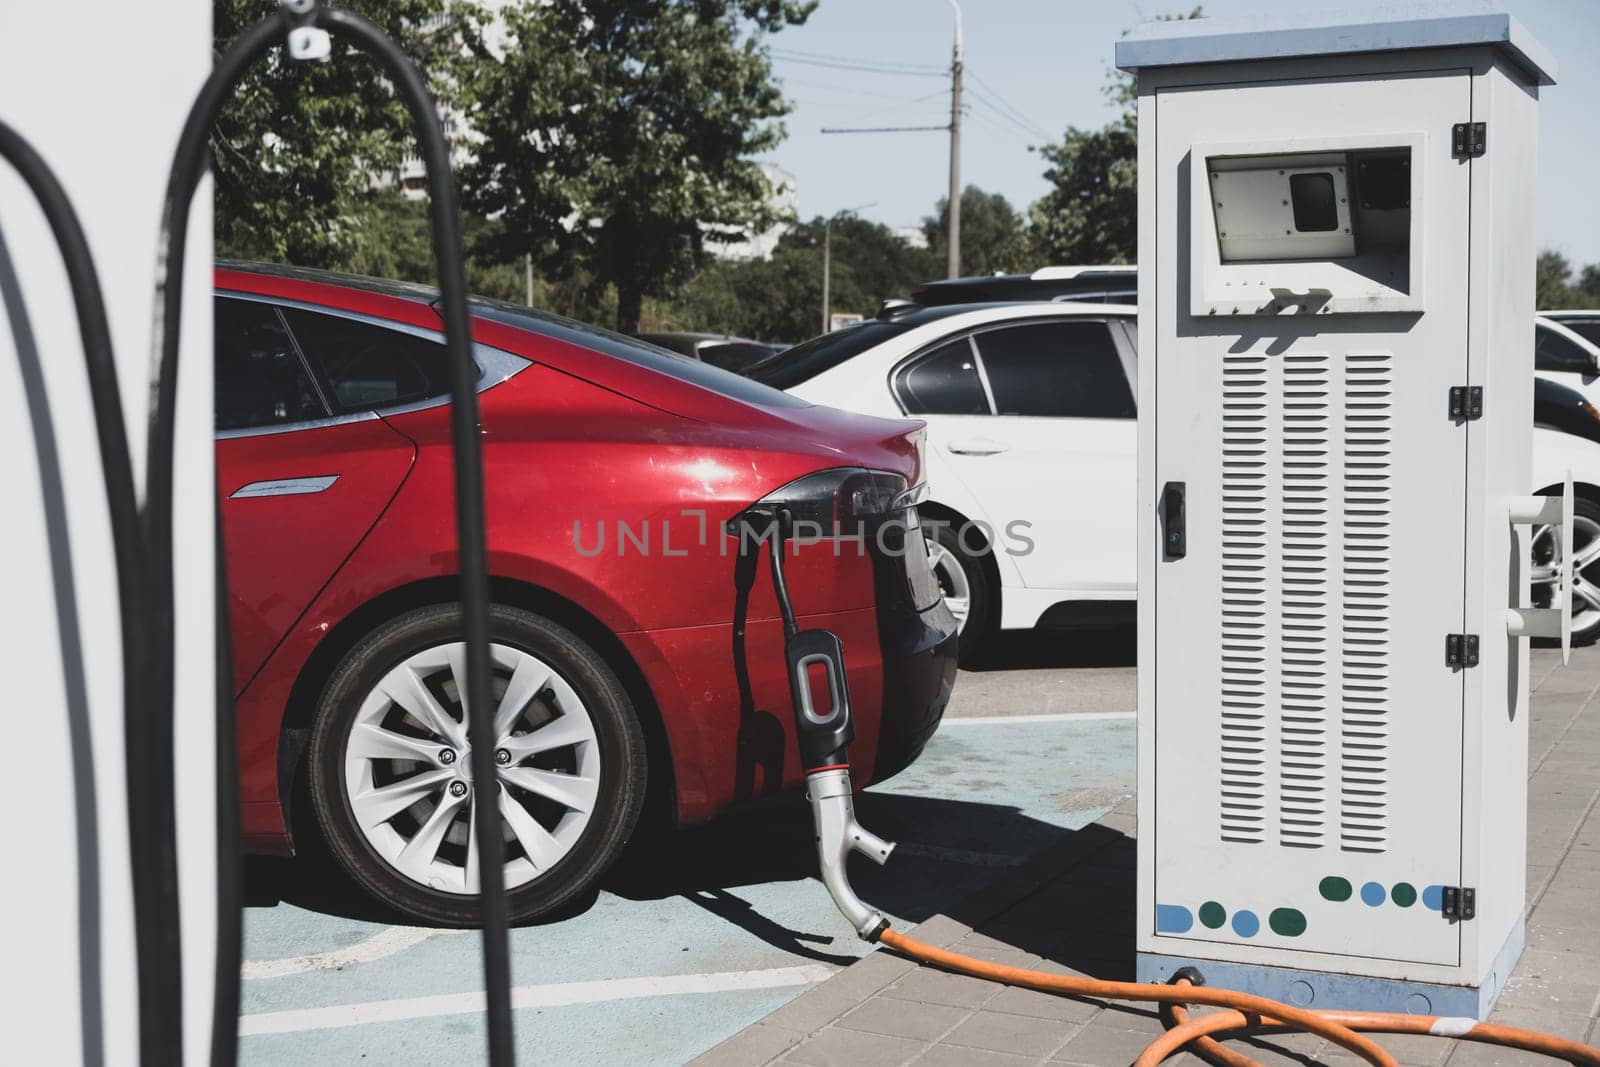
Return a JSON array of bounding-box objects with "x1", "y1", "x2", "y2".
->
[
  {"x1": 973, "y1": 321, "x2": 1135, "y2": 419},
  {"x1": 1536, "y1": 323, "x2": 1598, "y2": 374},
  {"x1": 898, "y1": 338, "x2": 990, "y2": 415}
]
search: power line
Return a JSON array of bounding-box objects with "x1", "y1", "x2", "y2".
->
[
  {"x1": 964, "y1": 73, "x2": 1052, "y2": 140},
  {"x1": 820, "y1": 124, "x2": 951, "y2": 134},
  {"x1": 770, "y1": 51, "x2": 947, "y2": 79},
  {"x1": 964, "y1": 86, "x2": 1048, "y2": 141},
  {"x1": 771, "y1": 46, "x2": 945, "y2": 75}
]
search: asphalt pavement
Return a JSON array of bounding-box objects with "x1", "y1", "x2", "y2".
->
[{"x1": 237, "y1": 628, "x2": 1137, "y2": 1065}]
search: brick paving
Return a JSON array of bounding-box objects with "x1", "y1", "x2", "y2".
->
[{"x1": 694, "y1": 648, "x2": 1600, "y2": 1066}]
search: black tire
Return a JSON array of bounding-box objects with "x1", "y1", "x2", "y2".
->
[
  {"x1": 1533, "y1": 494, "x2": 1600, "y2": 649},
  {"x1": 307, "y1": 603, "x2": 646, "y2": 926},
  {"x1": 927, "y1": 520, "x2": 995, "y2": 665}
]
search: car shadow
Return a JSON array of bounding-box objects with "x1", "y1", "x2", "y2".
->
[
  {"x1": 242, "y1": 789, "x2": 1130, "y2": 974},
  {"x1": 965, "y1": 624, "x2": 1136, "y2": 671}
]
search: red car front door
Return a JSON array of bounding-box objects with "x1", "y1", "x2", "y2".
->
[{"x1": 215, "y1": 295, "x2": 415, "y2": 692}]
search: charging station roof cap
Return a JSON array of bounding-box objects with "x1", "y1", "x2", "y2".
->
[{"x1": 1114, "y1": 1, "x2": 1556, "y2": 87}]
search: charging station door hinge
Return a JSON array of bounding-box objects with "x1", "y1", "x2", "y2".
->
[
  {"x1": 1445, "y1": 633, "x2": 1480, "y2": 668},
  {"x1": 1449, "y1": 386, "x2": 1483, "y2": 421},
  {"x1": 1452, "y1": 122, "x2": 1486, "y2": 159},
  {"x1": 1442, "y1": 886, "x2": 1477, "y2": 921}
]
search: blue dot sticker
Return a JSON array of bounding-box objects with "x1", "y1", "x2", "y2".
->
[
  {"x1": 1360, "y1": 882, "x2": 1386, "y2": 907},
  {"x1": 1231, "y1": 910, "x2": 1260, "y2": 937},
  {"x1": 1421, "y1": 885, "x2": 1445, "y2": 911},
  {"x1": 1155, "y1": 904, "x2": 1194, "y2": 934}
]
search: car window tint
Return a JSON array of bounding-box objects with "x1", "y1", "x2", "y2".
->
[
  {"x1": 281, "y1": 307, "x2": 465, "y2": 411},
  {"x1": 214, "y1": 298, "x2": 327, "y2": 431},
  {"x1": 1550, "y1": 320, "x2": 1600, "y2": 351},
  {"x1": 1535, "y1": 324, "x2": 1598, "y2": 374},
  {"x1": 899, "y1": 339, "x2": 989, "y2": 415},
  {"x1": 975, "y1": 321, "x2": 1135, "y2": 418}
]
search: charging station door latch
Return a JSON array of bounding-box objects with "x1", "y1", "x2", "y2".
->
[
  {"x1": 1451, "y1": 122, "x2": 1487, "y2": 159},
  {"x1": 1441, "y1": 886, "x2": 1477, "y2": 921},
  {"x1": 1159, "y1": 481, "x2": 1186, "y2": 561},
  {"x1": 1445, "y1": 633, "x2": 1480, "y2": 669},
  {"x1": 1449, "y1": 386, "x2": 1483, "y2": 421}
]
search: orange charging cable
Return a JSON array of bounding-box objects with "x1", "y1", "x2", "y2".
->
[{"x1": 877, "y1": 929, "x2": 1600, "y2": 1066}]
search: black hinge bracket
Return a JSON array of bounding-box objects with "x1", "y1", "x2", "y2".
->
[
  {"x1": 1449, "y1": 386, "x2": 1483, "y2": 422},
  {"x1": 1452, "y1": 122, "x2": 1486, "y2": 159},
  {"x1": 1445, "y1": 633, "x2": 1480, "y2": 668},
  {"x1": 1442, "y1": 886, "x2": 1477, "y2": 921}
]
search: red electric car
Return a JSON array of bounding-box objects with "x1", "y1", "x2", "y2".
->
[{"x1": 216, "y1": 262, "x2": 958, "y2": 924}]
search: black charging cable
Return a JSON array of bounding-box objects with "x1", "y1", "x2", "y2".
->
[
  {"x1": 147, "y1": 3, "x2": 514, "y2": 1064},
  {"x1": 0, "y1": 119, "x2": 148, "y2": 1067}
]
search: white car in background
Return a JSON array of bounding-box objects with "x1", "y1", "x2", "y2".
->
[
  {"x1": 747, "y1": 302, "x2": 1137, "y2": 660},
  {"x1": 746, "y1": 302, "x2": 1600, "y2": 659},
  {"x1": 1536, "y1": 315, "x2": 1600, "y2": 402}
]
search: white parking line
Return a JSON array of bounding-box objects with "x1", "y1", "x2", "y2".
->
[
  {"x1": 242, "y1": 926, "x2": 460, "y2": 980},
  {"x1": 941, "y1": 711, "x2": 1135, "y2": 726},
  {"x1": 238, "y1": 964, "x2": 838, "y2": 1035}
]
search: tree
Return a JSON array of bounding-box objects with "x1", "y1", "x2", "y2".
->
[
  {"x1": 1027, "y1": 7, "x2": 1199, "y2": 266},
  {"x1": 1028, "y1": 112, "x2": 1137, "y2": 265},
  {"x1": 671, "y1": 214, "x2": 938, "y2": 343},
  {"x1": 1538, "y1": 251, "x2": 1576, "y2": 309},
  {"x1": 460, "y1": 0, "x2": 814, "y2": 333},
  {"x1": 213, "y1": 0, "x2": 480, "y2": 266},
  {"x1": 923, "y1": 187, "x2": 1035, "y2": 276},
  {"x1": 1537, "y1": 250, "x2": 1600, "y2": 310}
]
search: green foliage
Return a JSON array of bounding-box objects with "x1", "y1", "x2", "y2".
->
[
  {"x1": 1027, "y1": 7, "x2": 1199, "y2": 266},
  {"x1": 213, "y1": 0, "x2": 481, "y2": 267},
  {"x1": 668, "y1": 214, "x2": 939, "y2": 343},
  {"x1": 923, "y1": 186, "x2": 1037, "y2": 276},
  {"x1": 1538, "y1": 251, "x2": 1600, "y2": 310},
  {"x1": 459, "y1": 0, "x2": 814, "y2": 331},
  {"x1": 338, "y1": 191, "x2": 526, "y2": 302},
  {"x1": 1028, "y1": 112, "x2": 1137, "y2": 265}
]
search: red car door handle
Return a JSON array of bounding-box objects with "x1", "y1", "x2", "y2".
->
[{"x1": 229, "y1": 474, "x2": 340, "y2": 499}]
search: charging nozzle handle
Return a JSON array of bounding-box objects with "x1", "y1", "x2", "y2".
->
[{"x1": 807, "y1": 768, "x2": 894, "y2": 940}]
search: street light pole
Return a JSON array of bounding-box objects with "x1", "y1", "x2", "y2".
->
[
  {"x1": 945, "y1": 0, "x2": 963, "y2": 279},
  {"x1": 821, "y1": 201, "x2": 876, "y2": 333}
]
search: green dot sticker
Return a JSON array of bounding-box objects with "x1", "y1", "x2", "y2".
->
[
  {"x1": 1198, "y1": 901, "x2": 1227, "y2": 929},
  {"x1": 1269, "y1": 908, "x2": 1307, "y2": 937},
  {"x1": 1392, "y1": 882, "x2": 1418, "y2": 908},
  {"x1": 1319, "y1": 876, "x2": 1352, "y2": 902}
]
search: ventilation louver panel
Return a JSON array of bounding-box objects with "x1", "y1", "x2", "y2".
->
[
  {"x1": 1280, "y1": 353, "x2": 1331, "y2": 849},
  {"x1": 1220, "y1": 353, "x2": 1269, "y2": 844},
  {"x1": 1340, "y1": 351, "x2": 1392, "y2": 853}
]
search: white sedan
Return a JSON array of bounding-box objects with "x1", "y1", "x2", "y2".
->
[
  {"x1": 750, "y1": 302, "x2": 1137, "y2": 660},
  {"x1": 749, "y1": 302, "x2": 1600, "y2": 658}
]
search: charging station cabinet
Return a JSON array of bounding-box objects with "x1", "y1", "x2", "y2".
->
[{"x1": 1121, "y1": 8, "x2": 1558, "y2": 1016}]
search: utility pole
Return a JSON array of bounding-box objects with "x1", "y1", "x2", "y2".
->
[
  {"x1": 946, "y1": 0, "x2": 963, "y2": 279},
  {"x1": 524, "y1": 253, "x2": 534, "y2": 307}
]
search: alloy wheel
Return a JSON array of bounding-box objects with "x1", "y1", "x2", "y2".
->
[
  {"x1": 926, "y1": 535, "x2": 972, "y2": 634},
  {"x1": 1531, "y1": 513, "x2": 1600, "y2": 640},
  {"x1": 342, "y1": 641, "x2": 600, "y2": 894}
]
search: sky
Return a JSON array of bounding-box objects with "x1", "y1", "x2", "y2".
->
[{"x1": 760, "y1": 0, "x2": 1600, "y2": 267}]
